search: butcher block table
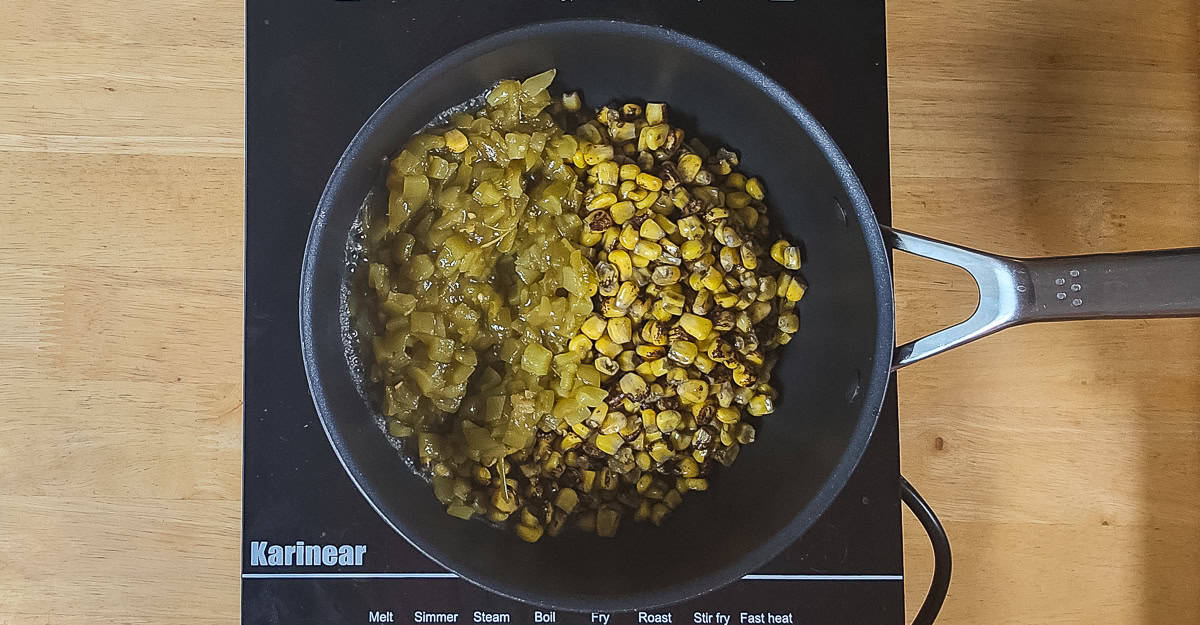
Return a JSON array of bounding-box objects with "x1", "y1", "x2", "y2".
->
[{"x1": 0, "y1": 1, "x2": 1196, "y2": 624}]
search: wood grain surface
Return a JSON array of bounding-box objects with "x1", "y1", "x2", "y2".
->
[{"x1": 0, "y1": 1, "x2": 1195, "y2": 624}]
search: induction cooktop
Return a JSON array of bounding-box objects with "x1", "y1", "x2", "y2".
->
[{"x1": 244, "y1": 2, "x2": 903, "y2": 623}]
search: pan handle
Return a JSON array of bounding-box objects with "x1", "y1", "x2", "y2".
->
[{"x1": 883, "y1": 227, "x2": 1200, "y2": 370}]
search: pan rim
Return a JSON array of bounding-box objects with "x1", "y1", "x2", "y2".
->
[{"x1": 298, "y1": 17, "x2": 896, "y2": 612}]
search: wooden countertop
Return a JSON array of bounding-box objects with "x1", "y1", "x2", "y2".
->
[{"x1": 0, "y1": 1, "x2": 1195, "y2": 623}]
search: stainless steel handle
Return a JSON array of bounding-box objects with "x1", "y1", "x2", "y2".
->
[{"x1": 883, "y1": 227, "x2": 1200, "y2": 370}]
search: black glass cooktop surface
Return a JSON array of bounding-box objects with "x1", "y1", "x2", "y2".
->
[{"x1": 244, "y1": 2, "x2": 901, "y2": 623}]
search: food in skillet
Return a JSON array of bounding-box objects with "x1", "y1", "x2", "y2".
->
[{"x1": 351, "y1": 69, "x2": 807, "y2": 541}]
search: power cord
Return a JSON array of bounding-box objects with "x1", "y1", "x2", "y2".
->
[{"x1": 900, "y1": 476, "x2": 951, "y2": 625}]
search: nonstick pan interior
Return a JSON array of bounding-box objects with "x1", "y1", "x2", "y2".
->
[{"x1": 300, "y1": 19, "x2": 895, "y2": 612}]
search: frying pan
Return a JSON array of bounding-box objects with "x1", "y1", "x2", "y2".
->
[{"x1": 299, "y1": 19, "x2": 1200, "y2": 612}]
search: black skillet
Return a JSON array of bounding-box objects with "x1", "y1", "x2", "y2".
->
[{"x1": 300, "y1": 19, "x2": 1200, "y2": 613}]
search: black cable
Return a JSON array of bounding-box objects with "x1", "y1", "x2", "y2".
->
[{"x1": 900, "y1": 476, "x2": 952, "y2": 625}]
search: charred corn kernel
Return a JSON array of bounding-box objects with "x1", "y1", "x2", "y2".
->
[
  {"x1": 678, "y1": 456, "x2": 701, "y2": 478},
  {"x1": 595, "y1": 433, "x2": 624, "y2": 455},
  {"x1": 701, "y1": 266, "x2": 725, "y2": 291},
  {"x1": 645, "y1": 102, "x2": 666, "y2": 125},
  {"x1": 714, "y1": 291, "x2": 738, "y2": 309},
  {"x1": 776, "y1": 273, "x2": 793, "y2": 298},
  {"x1": 559, "y1": 432, "x2": 583, "y2": 451},
  {"x1": 618, "y1": 225, "x2": 640, "y2": 251},
  {"x1": 618, "y1": 350, "x2": 637, "y2": 372},
  {"x1": 736, "y1": 423, "x2": 757, "y2": 445},
  {"x1": 678, "y1": 313, "x2": 714, "y2": 340},
  {"x1": 732, "y1": 365, "x2": 757, "y2": 387},
  {"x1": 609, "y1": 201, "x2": 635, "y2": 225},
  {"x1": 735, "y1": 311, "x2": 753, "y2": 333},
  {"x1": 716, "y1": 224, "x2": 743, "y2": 247},
  {"x1": 635, "y1": 451, "x2": 652, "y2": 470},
  {"x1": 778, "y1": 312, "x2": 800, "y2": 334},
  {"x1": 443, "y1": 129, "x2": 468, "y2": 153},
  {"x1": 668, "y1": 340, "x2": 699, "y2": 365},
  {"x1": 650, "y1": 301, "x2": 673, "y2": 322},
  {"x1": 562, "y1": 91, "x2": 582, "y2": 111},
  {"x1": 651, "y1": 265, "x2": 682, "y2": 286},
  {"x1": 602, "y1": 225, "x2": 621, "y2": 250},
  {"x1": 568, "y1": 333, "x2": 593, "y2": 353},
  {"x1": 649, "y1": 441, "x2": 673, "y2": 463},
  {"x1": 635, "y1": 172, "x2": 663, "y2": 191},
  {"x1": 581, "y1": 315, "x2": 608, "y2": 340},
  {"x1": 719, "y1": 246, "x2": 741, "y2": 272},
  {"x1": 677, "y1": 153, "x2": 703, "y2": 182},
  {"x1": 636, "y1": 473, "x2": 653, "y2": 494},
  {"x1": 615, "y1": 281, "x2": 638, "y2": 310},
  {"x1": 516, "y1": 523, "x2": 543, "y2": 542},
  {"x1": 636, "y1": 357, "x2": 668, "y2": 378},
  {"x1": 727, "y1": 191, "x2": 752, "y2": 209},
  {"x1": 681, "y1": 239, "x2": 705, "y2": 260},
  {"x1": 785, "y1": 276, "x2": 807, "y2": 302},
  {"x1": 633, "y1": 239, "x2": 662, "y2": 259},
  {"x1": 745, "y1": 177, "x2": 765, "y2": 200},
  {"x1": 595, "y1": 335, "x2": 622, "y2": 358},
  {"x1": 580, "y1": 228, "x2": 603, "y2": 246},
  {"x1": 619, "y1": 163, "x2": 641, "y2": 181},
  {"x1": 739, "y1": 205, "x2": 759, "y2": 228},
  {"x1": 594, "y1": 161, "x2": 619, "y2": 185},
  {"x1": 740, "y1": 245, "x2": 758, "y2": 269},
  {"x1": 619, "y1": 372, "x2": 648, "y2": 397},
  {"x1": 661, "y1": 290, "x2": 686, "y2": 315},
  {"x1": 744, "y1": 350, "x2": 764, "y2": 366},
  {"x1": 639, "y1": 124, "x2": 669, "y2": 151},
  {"x1": 637, "y1": 344, "x2": 666, "y2": 359},
  {"x1": 681, "y1": 214, "x2": 705, "y2": 238},
  {"x1": 583, "y1": 143, "x2": 615, "y2": 166},
  {"x1": 609, "y1": 249, "x2": 633, "y2": 280},
  {"x1": 749, "y1": 301, "x2": 773, "y2": 324},
  {"x1": 649, "y1": 502, "x2": 670, "y2": 526},
  {"x1": 691, "y1": 290, "x2": 713, "y2": 316},
  {"x1": 634, "y1": 190, "x2": 660, "y2": 210},
  {"x1": 639, "y1": 219, "x2": 665, "y2": 240},
  {"x1": 655, "y1": 409, "x2": 683, "y2": 432},
  {"x1": 642, "y1": 320, "x2": 668, "y2": 345},
  {"x1": 748, "y1": 394, "x2": 775, "y2": 416},
  {"x1": 716, "y1": 406, "x2": 741, "y2": 424},
  {"x1": 587, "y1": 192, "x2": 618, "y2": 210},
  {"x1": 704, "y1": 207, "x2": 730, "y2": 222},
  {"x1": 678, "y1": 379, "x2": 710, "y2": 404},
  {"x1": 770, "y1": 240, "x2": 790, "y2": 265}
]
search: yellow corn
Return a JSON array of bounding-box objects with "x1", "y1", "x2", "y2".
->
[
  {"x1": 646, "y1": 102, "x2": 666, "y2": 125},
  {"x1": 745, "y1": 177, "x2": 765, "y2": 200},
  {"x1": 678, "y1": 456, "x2": 700, "y2": 478},
  {"x1": 516, "y1": 523, "x2": 543, "y2": 542},
  {"x1": 562, "y1": 91, "x2": 582, "y2": 111},
  {"x1": 719, "y1": 246, "x2": 741, "y2": 271},
  {"x1": 619, "y1": 163, "x2": 641, "y2": 181},
  {"x1": 601, "y1": 226, "x2": 621, "y2": 250},
  {"x1": 633, "y1": 239, "x2": 662, "y2": 259},
  {"x1": 631, "y1": 252, "x2": 651, "y2": 268},
  {"x1": 651, "y1": 265, "x2": 682, "y2": 286},
  {"x1": 615, "y1": 281, "x2": 638, "y2": 309},
  {"x1": 607, "y1": 317, "x2": 633, "y2": 344},
  {"x1": 716, "y1": 407, "x2": 740, "y2": 424},
  {"x1": 619, "y1": 224, "x2": 639, "y2": 250},
  {"x1": 642, "y1": 320, "x2": 668, "y2": 345},
  {"x1": 778, "y1": 312, "x2": 799, "y2": 334},
  {"x1": 594, "y1": 161, "x2": 619, "y2": 185},
  {"x1": 581, "y1": 315, "x2": 607, "y2": 340},
  {"x1": 635, "y1": 172, "x2": 663, "y2": 191},
  {"x1": 678, "y1": 313, "x2": 713, "y2": 340},
  {"x1": 609, "y1": 249, "x2": 633, "y2": 280},
  {"x1": 668, "y1": 340, "x2": 699, "y2": 365},
  {"x1": 619, "y1": 372, "x2": 648, "y2": 397},
  {"x1": 619, "y1": 179, "x2": 638, "y2": 199},
  {"x1": 595, "y1": 433, "x2": 624, "y2": 455},
  {"x1": 618, "y1": 349, "x2": 637, "y2": 372},
  {"x1": 649, "y1": 441, "x2": 673, "y2": 463},
  {"x1": 701, "y1": 266, "x2": 725, "y2": 291},
  {"x1": 655, "y1": 410, "x2": 683, "y2": 432},
  {"x1": 681, "y1": 239, "x2": 705, "y2": 261},
  {"x1": 610, "y1": 201, "x2": 635, "y2": 225},
  {"x1": 580, "y1": 228, "x2": 602, "y2": 247},
  {"x1": 677, "y1": 379, "x2": 710, "y2": 404},
  {"x1": 770, "y1": 240, "x2": 789, "y2": 265},
  {"x1": 727, "y1": 191, "x2": 751, "y2": 209},
  {"x1": 568, "y1": 333, "x2": 592, "y2": 353},
  {"x1": 748, "y1": 394, "x2": 775, "y2": 416},
  {"x1": 634, "y1": 189, "x2": 660, "y2": 210},
  {"x1": 587, "y1": 192, "x2": 618, "y2": 210},
  {"x1": 595, "y1": 335, "x2": 622, "y2": 358},
  {"x1": 677, "y1": 153, "x2": 703, "y2": 182},
  {"x1": 639, "y1": 218, "x2": 665, "y2": 240},
  {"x1": 785, "y1": 276, "x2": 807, "y2": 301},
  {"x1": 637, "y1": 344, "x2": 666, "y2": 359},
  {"x1": 740, "y1": 245, "x2": 758, "y2": 269},
  {"x1": 583, "y1": 143, "x2": 615, "y2": 166},
  {"x1": 714, "y1": 291, "x2": 739, "y2": 308}
]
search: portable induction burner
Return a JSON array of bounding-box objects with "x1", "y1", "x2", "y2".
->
[{"x1": 244, "y1": 1, "x2": 902, "y2": 623}]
